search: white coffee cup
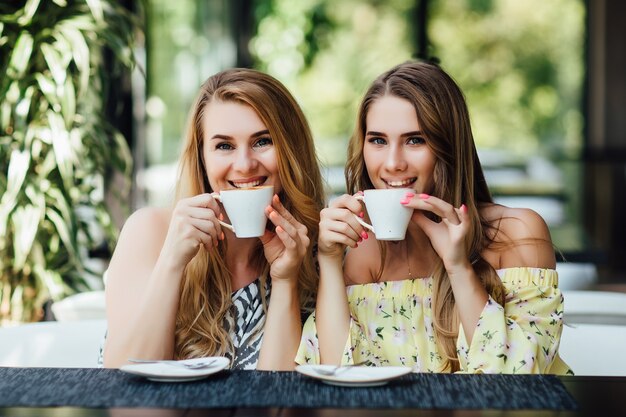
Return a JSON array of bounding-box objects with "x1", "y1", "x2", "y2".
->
[
  {"x1": 353, "y1": 188, "x2": 414, "y2": 241},
  {"x1": 212, "y1": 186, "x2": 274, "y2": 238}
]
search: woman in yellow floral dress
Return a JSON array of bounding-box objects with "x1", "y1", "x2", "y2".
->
[{"x1": 296, "y1": 61, "x2": 571, "y2": 374}]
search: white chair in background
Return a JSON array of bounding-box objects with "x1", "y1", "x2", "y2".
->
[
  {"x1": 563, "y1": 290, "x2": 626, "y2": 325},
  {"x1": 560, "y1": 323, "x2": 626, "y2": 376},
  {"x1": 0, "y1": 319, "x2": 106, "y2": 367},
  {"x1": 51, "y1": 290, "x2": 106, "y2": 321},
  {"x1": 559, "y1": 289, "x2": 626, "y2": 376},
  {"x1": 557, "y1": 262, "x2": 598, "y2": 291}
]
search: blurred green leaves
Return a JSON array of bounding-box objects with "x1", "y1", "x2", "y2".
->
[
  {"x1": 429, "y1": 0, "x2": 585, "y2": 157},
  {"x1": 251, "y1": 0, "x2": 584, "y2": 164},
  {"x1": 252, "y1": 0, "x2": 414, "y2": 166},
  {"x1": 0, "y1": 0, "x2": 137, "y2": 323}
]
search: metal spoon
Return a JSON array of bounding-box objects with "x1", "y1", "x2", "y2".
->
[
  {"x1": 128, "y1": 358, "x2": 217, "y2": 369},
  {"x1": 313, "y1": 361, "x2": 368, "y2": 376}
]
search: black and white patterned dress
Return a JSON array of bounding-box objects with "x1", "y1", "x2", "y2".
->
[
  {"x1": 224, "y1": 277, "x2": 270, "y2": 369},
  {"x1": 98, "y1": 277, "x2": 270, "y2": 369}
]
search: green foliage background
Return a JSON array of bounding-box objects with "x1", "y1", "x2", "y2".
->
[
  {"x1": 0, "y1": 0, "x2": 136, "y2": 323},
  {"x1": 251, "y1": 0, "x2": 584, "y2": 165}
]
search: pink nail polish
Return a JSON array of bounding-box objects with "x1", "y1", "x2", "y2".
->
[
  {"x1": 461, "y1": 204, "x2": 467, "y2": 213},
  {"x1": 359, "y1": 211, "x2": 364, "y2": 218},
  {"x1": 419, "y1": 193, "x2": 430, "y2": 199},
  {"x1": 405, "y1": 192, "x2": 415, "y2": 198},
  {"x1": 361, "y1": 231, "x2": 369, "y2": 240},
  {"x1": 400, "y1": 199, "x2": 409, "y2": 205}
]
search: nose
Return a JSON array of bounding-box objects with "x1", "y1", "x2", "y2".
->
[
  {"x1": 232, "y1": 147, "x2": 258, "y2": 173},
  {"x1": 384, "y1": 143, "x2": 407, "y2": 171}
]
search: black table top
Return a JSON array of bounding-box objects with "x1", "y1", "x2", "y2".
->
[{"x1": 0, "y1": 368, "x2": 624, "y2": 417}]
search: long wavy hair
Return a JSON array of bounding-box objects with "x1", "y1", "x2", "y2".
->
[
  {"x1": 174, "y1": 68, "x2": 324, "y2": 360},
  {"x1": 346, "y1": 61, "x2": 506, "y2": 372}
]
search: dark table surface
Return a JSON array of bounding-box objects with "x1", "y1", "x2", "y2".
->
[{"x1": 0, "y1": 368, "x2": 624, "y2": 417}]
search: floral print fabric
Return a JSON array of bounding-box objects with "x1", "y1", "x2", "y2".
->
[{"x1": 296, "y1": 267, "x2": 572, "y2": 374}]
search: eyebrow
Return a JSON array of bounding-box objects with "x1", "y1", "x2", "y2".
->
[
  {"x1": 366, "y1": 130, "x2": 423, "y2": 137},
  {"x1": 210, "y1": 130, "x2": 270, "y2": 140}
]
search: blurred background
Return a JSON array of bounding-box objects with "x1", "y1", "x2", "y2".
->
[{"x1": 1, "y1": 0, "x2": 626, "y2": 325}]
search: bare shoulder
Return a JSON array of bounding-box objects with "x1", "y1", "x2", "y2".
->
[
  {"x1": 481, "y1": 204, "x2": 552, "y2": 242},
  {"x1": 107, "y1": 207, "x2": 173, "y2": 280},
  {"x1": 480, "y1": 204, "x2": 556, "y2": 269},
  {"x1": 343, "y1": 237, "x2": 380, "y2": 286},
  {"x1": 121, "y1": 206, "x2": 172, "y2": 237}
]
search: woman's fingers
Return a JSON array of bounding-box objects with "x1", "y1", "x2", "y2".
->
[
  {"x1": 187, "y1": 192, "x2": 221, "y2": 212},
  {"x1": 323, "y1": 230, "x2": 361, "y2": 249},
  {"x1": 402, "y1": 193, "x2": 462, "y2": 225},
  {"x1": 269, "y1": 194, "x2": 296, "y2": 222},
  {"x1": 266, "y1": 205, "x2": 299, "y2": 238},
  {"x1": 171, "y1": 194, "x2": 226, "y2": 245},
  {"x1": 268, "y1": 194, "x2": 310, "y2": 239},
  {"x1": 321, "y1": 208, "x2": 366, "y2": 241},
  {"x1": 264, "y1": 198, "x2": 310, "y2": 257},
  {"x1": 329, "y1": 193, "x2": 364, "y2": 214}
]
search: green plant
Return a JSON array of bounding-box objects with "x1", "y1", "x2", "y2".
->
[{"x1": 0, "y1": 0, "x2": 137, "y2": 323}]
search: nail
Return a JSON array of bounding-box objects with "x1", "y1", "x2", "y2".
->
[
  {"x1": 359, "y1": 211, "x2": 364, "y2": 218},
  {"x1": 405, "y1": 192, "x2": 415, "y2": 198},
  {"x1": 419, "y1": 193, "x2": 430, "y2": 199},
  {"x1": 221, "y1": 232, "x2": 225, "y2": 240},
  {"x1": 461, "y1": 204, "x2": 467, "y2": 213},
  {"x1": 400, "y1": 199, "x2": 410, "y2": 205},
  {"x1": 357, "y1": 191, "x2": 364, "y2": 195},
  {"x1": 358, "y1": 237, "x2": 363, "y2": 243},
  {"x1": 361, "y1": 231, "x2": 369, "y2": 240}
]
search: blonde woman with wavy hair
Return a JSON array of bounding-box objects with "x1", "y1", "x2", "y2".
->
[
  {"x1": 104, "y1": 68, "x2": 324, "y2": 370},
  {"x1": 296, "y1": 61, "x2": 571, "y2": 374}
]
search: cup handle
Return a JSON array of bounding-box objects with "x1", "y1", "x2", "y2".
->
[
  {"x1": 353, "y1": 194, "x2": 374, "y2": 232},
  {"x1": 211, "y1": 193, "x2": 235, "y2": 233}
]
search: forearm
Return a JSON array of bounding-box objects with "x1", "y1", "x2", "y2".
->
[
  {"x1": 316, "y1": 255, "x2": 351, "y2": 365},
  {"x1": 447, "y1": 263, "x2": 489, "y2": 344},
  {"x1": 257, "y1": 279, "x2": 301, "y2": 370},
  {"x1": 103, "y1": 258, "x2": 183, "y2": 368}
]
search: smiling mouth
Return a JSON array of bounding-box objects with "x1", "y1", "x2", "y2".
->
[
  {"x1": 384, "y1": 178, "x2": 416, "y2": 188},
  {"x1": 228, "y1": 177, "x2": 267, "y2": 189}
]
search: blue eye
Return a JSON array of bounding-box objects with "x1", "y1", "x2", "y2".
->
[
  {"x1": 254, "y1": 136, "x2": 273, "y2": 148},
  {"x1": 368, "y1": 137, "x2": 386, "y2": 145},
  {"x1": 407, "y1": 136, "x2": 426, "y2": 145},
  {"x1": 216, "y1": 142, "x2": 234, "y2": 150}
]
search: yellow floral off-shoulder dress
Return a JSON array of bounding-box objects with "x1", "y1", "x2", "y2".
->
[{"x1": 296, "y1": 267, "x2": 572, "y2": 374}]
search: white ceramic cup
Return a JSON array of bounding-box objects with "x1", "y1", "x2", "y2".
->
[
  {"x1": 212, "y1": 186, "x2": 274, "y2": 238},
  {"x1": 353, "y1": 188, "x2": 414, "y2": 241}
]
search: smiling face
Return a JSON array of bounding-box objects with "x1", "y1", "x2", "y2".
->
[
  {"x1": 363, "y1": 95, "x2": 436, "y2": 193},
  {"x1": 201, "y1": 100, "x2": 281, "y2": 193}
]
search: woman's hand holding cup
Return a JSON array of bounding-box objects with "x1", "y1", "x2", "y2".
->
[
  {"x1": 161, "y1": 193, "x2": 224, "y2": 270},
  {"x1": 318, "y1": 193, "x2": 368, "y2": 259},
  {"x1": 260, "y1": 194, "x2": 310, "y2": 283},
  {"x1": 401, "y1": 193, "x2": 471, "y2": 273}
]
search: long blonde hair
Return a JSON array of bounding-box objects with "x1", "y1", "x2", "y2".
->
[
  {"x1": 346, "y1": 61, "x2": 506, "y2": 372},
  {"x1": 174, "y1": 68, "x2": 324, "y2": 359}
]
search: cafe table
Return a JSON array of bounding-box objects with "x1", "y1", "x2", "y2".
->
[{"x1": 0, "y1": 367, "x2": 624, "y2": 417}]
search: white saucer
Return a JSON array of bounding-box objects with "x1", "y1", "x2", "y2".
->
[
  {"x1": 295, "y1": 365, "x2": 412, "y2": 387},
  {"x1": 120, "y1": 357, "x2": 230, "y2": 382}
]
